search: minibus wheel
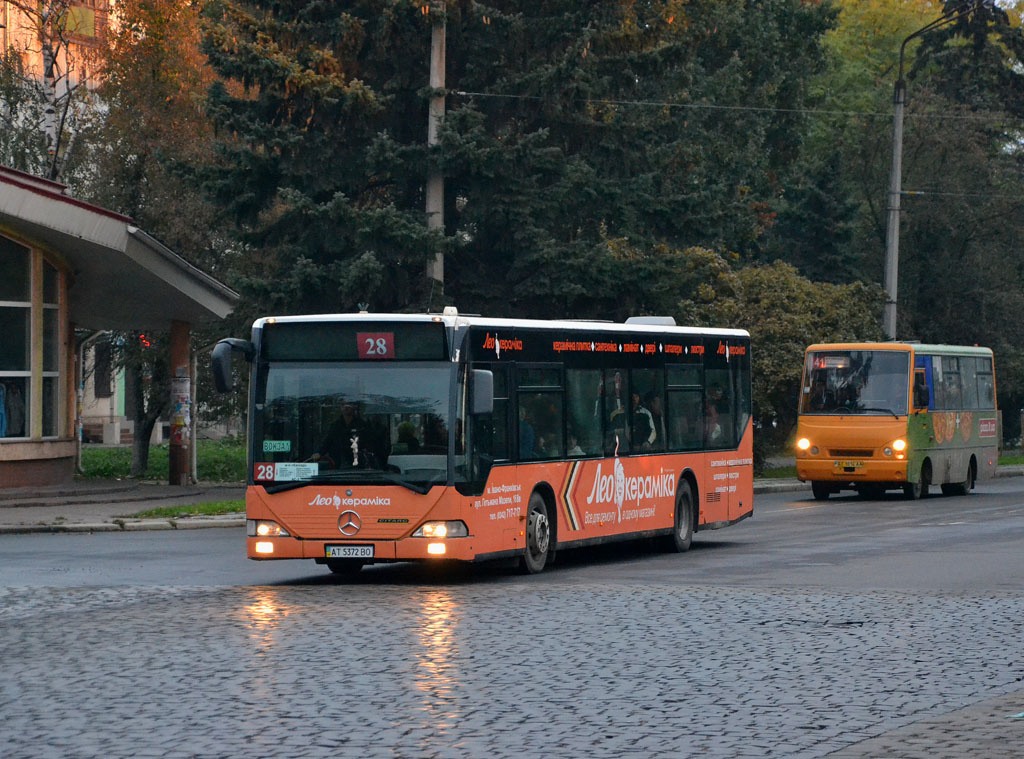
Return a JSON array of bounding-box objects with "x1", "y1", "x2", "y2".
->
[
  {"x1": 811, "y1": 482, "x2": 831, "y2": 500},
  {"x1": 904, "y1": 461, "x2": 931, "y2": 500},
  {"x1": 520, "y1": 492, "x2": 551, "y2": 574}
]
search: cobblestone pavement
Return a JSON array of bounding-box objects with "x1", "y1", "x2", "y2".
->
[{"x1": 1, "y1": 581, "x2": 1022, "y2": 758}]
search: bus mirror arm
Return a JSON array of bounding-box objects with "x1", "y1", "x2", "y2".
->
[
  {"x1": 211, "y1": 338, "x2": 254, "y2": 393},
  {"x1": 470, "y1": 369, "x2": 494, "y2": 415}
]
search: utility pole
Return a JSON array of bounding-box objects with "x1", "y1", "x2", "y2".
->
[
  {"x1": 883, "y1": 1, "x2": 989, "y2": 339},
  {"x1": 425, "y1": 0, "x2": 445, "y2": 290}
]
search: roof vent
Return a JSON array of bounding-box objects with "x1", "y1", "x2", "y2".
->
[
  {"x1": 442, "y1": 306, "x2": 458, "y2": 317},
  {"x1": 625, "y1": 316, "x2": 676, "y2": 326}
]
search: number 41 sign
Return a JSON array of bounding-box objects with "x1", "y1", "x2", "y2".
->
[{"x1": 357, "y1": 332, "x2": 395, "y2": 360}]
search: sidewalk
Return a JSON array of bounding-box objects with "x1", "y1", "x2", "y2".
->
[
  {"x1": 3, "y1": 465, "x2": 1022, "y2": 535},
  {"x1": 0, "y1": 480, "x2": 246, "y2": 534}
]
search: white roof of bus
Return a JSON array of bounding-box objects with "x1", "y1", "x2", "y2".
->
[{"x1": 253, "y1": 312, "x2": 750, "y2": 338}]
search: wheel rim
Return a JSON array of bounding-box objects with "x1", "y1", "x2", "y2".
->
[{"x1": 528, "y1": 506, "x2": 550, "y2": 558}]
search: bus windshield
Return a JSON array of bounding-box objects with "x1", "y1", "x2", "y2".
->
[
  {"x1": 255, "y1": 362, "x2": 452, "y2": 488},
  {"x1": 801, "y1": 350, "x2": 910, "y2": 416}
]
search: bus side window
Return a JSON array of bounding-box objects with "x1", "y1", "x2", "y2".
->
[
  {"x1": 704, "y1": 368, "x2": 734, "y2": 448},
  {"x1": 566, "y1": 369, "x2": 603, "y2": 456},
  {"x1": 977, "y1": 358, "x2": 995, "y2": 409},
  {"x1": 960, "y1": 358, "x2": 980, "y2": 410},
  {"x1": 913, "y1": 370, "x2": 929, "y2": 410},
  {"x1": 667, "y1": 389, "x2": 702, "y2": 451}
]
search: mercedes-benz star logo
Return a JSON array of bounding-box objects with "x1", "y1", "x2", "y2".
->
[{"x1": 338, "y1": 510, "x2": 361, "y2": 536}]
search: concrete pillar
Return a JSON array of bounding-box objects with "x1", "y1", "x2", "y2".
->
[{"x1": 169, "y1": 320, "x2": 191, "y2": 486}]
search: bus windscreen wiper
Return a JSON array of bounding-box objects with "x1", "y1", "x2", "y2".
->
[{"x1": 859, "y1": 406, "x2": 900, "y2": 418}]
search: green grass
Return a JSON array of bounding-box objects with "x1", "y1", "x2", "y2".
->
[
  {"x1": 81, "y1": 439, "x2": 247, "y2": 482},
  {"x1": 999, "y1": 453, "x2": 1024, "y2": 466},
  {"x1": 124, "y1": 499, "x2": 245, "y2": 519},
  {"x1": 759, "y1": 465, "x2": 796, "y2": 479}
]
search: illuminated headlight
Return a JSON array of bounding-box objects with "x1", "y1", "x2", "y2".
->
[
  {"x1": 255, "y1": 542, "x2": 274, "y2": 554},
  {"x1": 412, "y1": 520, "x2": 469, "y2": 538},
  {"x1": 427, "y1": 543, "x2": 447, "y2": 555},
  {"x1": 892, "y1": 439, "x2": 906, "y2": 452},
  {"x1": 797, "y1": 438, "x2": 811, "y2": 451},
  {"x1": 247, "y1": 520, "x2": 291, "y2": 538}
]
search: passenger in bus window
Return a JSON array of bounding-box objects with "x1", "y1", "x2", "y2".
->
[
  {"x1": 632, "y1": 392, "x2": 657, "y2": 450},
  {"x1": 393, "y1": 421, "x2": 420, "y2": 454},
  {"x1": 648, "y1": 393, "x2": 667, "y2": 448},
  {"x1": 567, "y1": 429, "x2": 585, "y2": 457},
  {"x1": 317, "y1": 402, "x2": 371, "y2": 467},
  {"x1": 519, "y1": 405, "x2": 536, "y2": 458},
  {"x1": 705, "y1": 395, "x2": 723, "y2": 443}
]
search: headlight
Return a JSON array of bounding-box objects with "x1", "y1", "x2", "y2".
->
[
  {"x1": 412, "y1": 520, "x2": 469, "y2": 538},
  {"x1": 892, "y1": 439, "x2": 906, "y2": 452},
  {"x1": 247, "y1": 520, "x2": 290, "y2": 537},
  {"x1": 797, "y1": 438, "x2": 811, "y2": 451},
  {"x1": 883, "y1": 447, "x2": 893, "y2": 456}
]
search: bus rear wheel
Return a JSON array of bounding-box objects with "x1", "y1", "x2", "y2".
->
[
  {"x1": 667, "y1": 481, "x2": 694, "y2": 552},
  {"x1": 942, "y1": 460, "x2": 975, "y2": 496},
  {"x1": 519, "y1": 492, "x2": 551, "y2": 574},
  {"x1": 811, "y1": 482, "x2": 831, "y2": 501}
]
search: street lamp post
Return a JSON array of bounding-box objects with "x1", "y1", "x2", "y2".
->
[{"x1": 883, "y1": 1, "x2": 988, "y2": 340}]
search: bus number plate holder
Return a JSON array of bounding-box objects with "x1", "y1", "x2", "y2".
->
[
  {"x1": 326, "y1": 545, "x2": 374, "y2": 559},
  {"x1": 837, "y1": 460, "x2": 864, "y2": 469}
]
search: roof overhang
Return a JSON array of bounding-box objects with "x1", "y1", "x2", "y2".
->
[{"x1": 0, "y1": 166, "x2": 238, "y2": 331}]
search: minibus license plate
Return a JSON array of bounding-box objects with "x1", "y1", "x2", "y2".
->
[
  {"x1": 326, "y1": 545, "x2": 374, "y2": 559},
  {"x1": 839, "y1": 460, "x2": 864, "y2": 469}
]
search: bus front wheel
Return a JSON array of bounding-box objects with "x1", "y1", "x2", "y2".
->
[
  {"x1": 904, "y1": 462, "x2": 931, "y2": 500},
  {"x1": 519, "y1": 492, "x2": 551, "y2": 574},
  {"x1": 668, "y1": 481, "x2": 694, "y2": 552},
  {"x1": 811, "y1": 482, "x2": 831, "y2": 501}
]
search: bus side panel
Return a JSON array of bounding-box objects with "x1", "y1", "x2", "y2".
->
[
  {"x1": 908, "y1": 410, "x2": 999, "y2": 485},
  {"x1": 484, "y1": 455, "x2": 725, "y2": 548}
]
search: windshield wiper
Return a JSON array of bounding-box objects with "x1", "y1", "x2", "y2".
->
[
  {"x1": 264, "y1": 470, "x2": 443, "y2": 495},
  {"x1": 859, "y1": 406, "x2": 901, "y2": 418}
]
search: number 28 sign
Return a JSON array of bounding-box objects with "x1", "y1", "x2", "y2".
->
[{"x1": 357, "y1": 332, "x2": 395, "y2": 360}]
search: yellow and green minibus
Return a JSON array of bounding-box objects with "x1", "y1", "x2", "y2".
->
[{"x1": 795, "y1": 343, "x2": 998, "y2": 500}]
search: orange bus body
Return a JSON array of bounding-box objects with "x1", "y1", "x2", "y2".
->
[
  {"x1": 215, "y1": 310, "x2": 754, "y2": 573},
  {"x1": 246, "y1": 430, "x2": 754, "y2": 563}
]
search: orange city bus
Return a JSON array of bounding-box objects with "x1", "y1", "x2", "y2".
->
[
  {"x1": 211, "y1": 308, "x2": 753, "y2": 575},
  {"x1": 795, "y1": 342, "x2": 998, "y2": 500}
]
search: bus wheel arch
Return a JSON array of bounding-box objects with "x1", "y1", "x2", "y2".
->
[{"x1": 519, "y1": 486, "x2": 555, "y2": 574}]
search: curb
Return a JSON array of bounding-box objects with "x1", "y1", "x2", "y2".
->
[{"x1": 0, "y1": 516, "x2": 246, "y2": 535}]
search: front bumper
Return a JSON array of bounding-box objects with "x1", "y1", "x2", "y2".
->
[
  {"x1": 247, "y1": 536, "x2": 478, "y2": 562},
  {"x1": 796, "y1": 457, "x2": 908, "y2": 484}
]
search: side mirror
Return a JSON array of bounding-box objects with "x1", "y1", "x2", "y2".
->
[
  {"x1": 211, "y1": 338, "x2": 253, "y2": 393},
  {"x1": 470, "y1": 369, "x2": 494, "y2": 415}
]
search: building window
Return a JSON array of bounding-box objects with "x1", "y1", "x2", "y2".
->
[{"x1": 0, "y1": 235, "x2": 64, "y2": 440}]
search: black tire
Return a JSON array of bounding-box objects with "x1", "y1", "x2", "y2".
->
[
  {"x1": 326, "y1": 559, "x2": 365, "y2": 577},
  {"x1": 904, "y1": 462, "x2": 931, "y2": 500},
  {"x1": 944, "y1": 460, "x2": 975, "y2": 496},
  {"x1": 667, "y1": 481, "x2": 694, "y2": 552},
  {"x1": 811, "y1": 481, "x2": 831, "y2": 501},
  {"x1": 519, "y1": 492, "x2": 551, "y2": 574}
]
